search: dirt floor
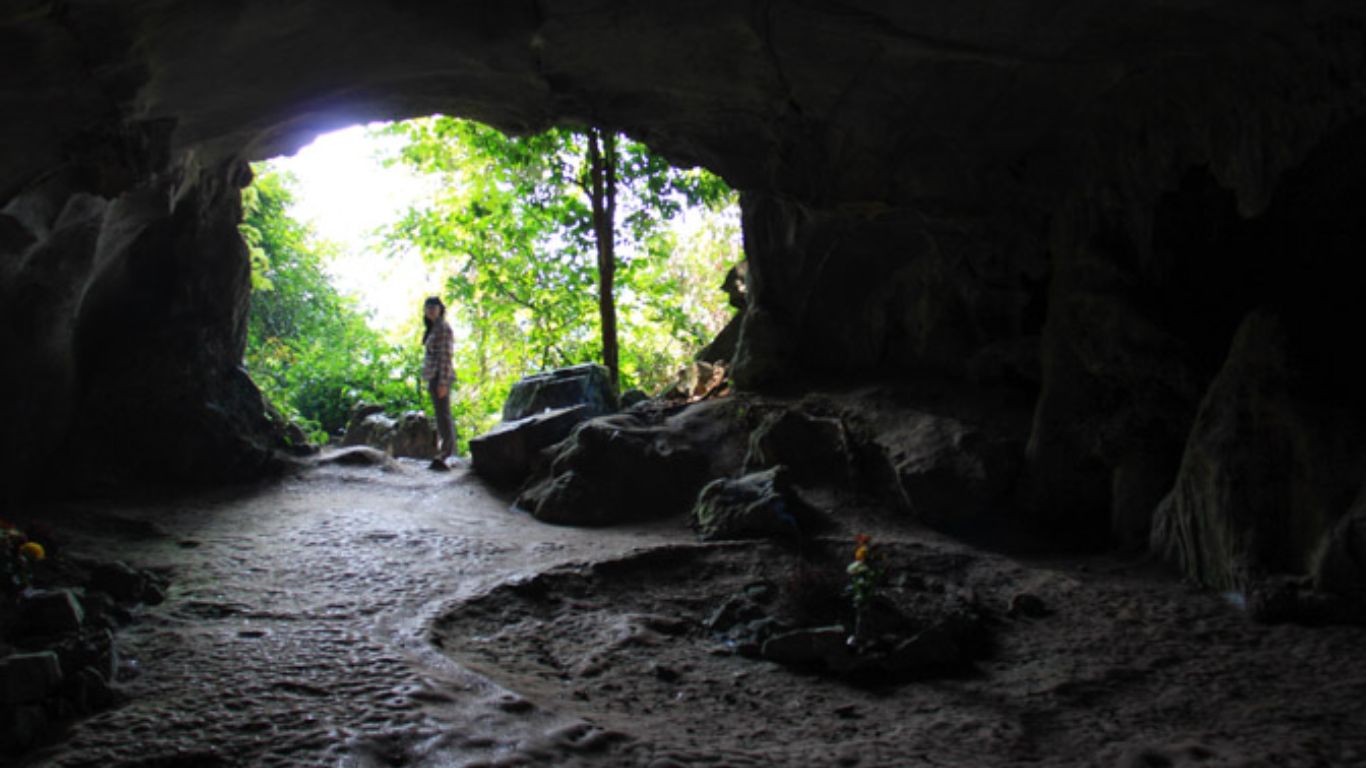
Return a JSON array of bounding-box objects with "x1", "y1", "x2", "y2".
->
[{"x1": 12, "y1": 458, "x2": 1366, "y2": 767}]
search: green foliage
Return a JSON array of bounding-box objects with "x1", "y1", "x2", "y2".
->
[
  {"x1": 242, "y1": 168, "x2": 424, "y2": 442},
  {"x1": 846, "y1": 534, "x2": 880, "y2": 646},
  {"x1": 240, "y1": 119, "x2": 740, "y2": 454},
  {"x1": 617, "y1": 206, "x2": 742, "y2": 393},
  {"x1": 379, "y1": 117, "x2": 740, "y2": 433}
]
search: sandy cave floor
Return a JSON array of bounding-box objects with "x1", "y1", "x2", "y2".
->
[{"x1": 12, "y1": 458, "x2": 1366, "y2": 768}]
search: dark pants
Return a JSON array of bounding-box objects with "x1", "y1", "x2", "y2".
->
[{"x1": 429, "y1": 381, "x2": 456, "y2": 458}]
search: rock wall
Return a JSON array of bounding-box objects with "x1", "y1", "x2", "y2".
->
[
  {"x1": 1151, "y1": 312, "x2": 1366, "y2": 592},
  {"x1": 4, "y1": 1, "x2": 1366, "y2": 591},
  {"x1": 1, "y1": 116, "x2": 287, "y2": 498}
]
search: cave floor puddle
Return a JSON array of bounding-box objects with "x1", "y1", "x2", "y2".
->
[{"x1": 17, "y1": 459, "x2": 1366, "y2": 767}]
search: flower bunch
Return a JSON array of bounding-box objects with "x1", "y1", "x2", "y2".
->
[
  {"x1": 1, "y1": 519, "x2": 46, "y2": 598},
  {"x1": 847, "y1": 533, "x2": 878, "y2": 613}
]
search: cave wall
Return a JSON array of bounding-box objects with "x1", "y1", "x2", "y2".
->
[
  {"x1": 0, "y1": 117, "x2": 286, "y2": 497},
  {"x1": 4, "y1": 1, "x2": 1366, "y2": 590}
]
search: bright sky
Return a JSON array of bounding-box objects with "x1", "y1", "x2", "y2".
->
[
  {"x1": 265, "y1": 123, "x2": 442, "y2": 335},
  {"x1": 266, "y1": 121, "x2": 740, "y2": 345}
]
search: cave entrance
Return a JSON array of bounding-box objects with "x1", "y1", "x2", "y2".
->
[{"x1": 241, "y1": 117, "x2": 742, "y2": 456}]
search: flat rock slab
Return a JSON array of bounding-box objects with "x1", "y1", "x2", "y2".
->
[
  {"x1": 17, "y1": 589, "x2": 85, "y2": 637},
  {"x1": 470, "y1": 405, "x2": 591, "y2": 488},
  {"x1": 692, "y1": 466, "x2": 827, "y2": 541},
  {"x1": 502, "y1": 365, "x2": 617, "y2": 422},
  {"x1": 315, "y1": 446, "x2": 397, "y2": 469},
  {"x1": 0, "y1": 652, "x2": 63, "y2": 706}
]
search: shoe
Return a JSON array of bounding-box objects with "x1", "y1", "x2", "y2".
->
[{"x1": 428, "y1": 457, "x2": 450, "y2": 472}]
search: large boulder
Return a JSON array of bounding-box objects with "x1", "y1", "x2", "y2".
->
[
  {"x1": 0, "y1": 651, "x2": 61, "y2": 753},
  {"x1": 516, "y1": 399, "x2": 750, "y2": 526},
  {"x1": 469, "y1": 406, "x2": 592, "y2": 488},
  {"x1": 389, "y1": 413, "x2": 441, "y2": 458},
  {"x1": 502, "y1": 364, "x2": 617, "y2": 422},
  {"x1": 1152, "y1": 311, "x2": 1366, "y2": 591},
  {"x1": 16, "y1": 590, "x2": 85, "y2": 637},
  {"x1": 731, "y1": 392, "x2": 1030, "y2": 532},
  {"x1": 693, "y1": 466, "x2": 827, "y2": 542},
  {"x1": 468, "y1": 363, "x2": 628, "y2": 489},
  {"x1": 865, "y1": 409, "x2": 1024, "y2": 532},
  {"x1": 0, "y1": 652, "x2": 62, "y2": 706},
  {"x1": 341, "y1": 405, "x2": 438, "y2": 459},
  {"x1": 745, "y1": 408, "x2": 853, "y2": 488},
  {"x1": 84, "y1": 561, "x2": 164, "y2": 605}
]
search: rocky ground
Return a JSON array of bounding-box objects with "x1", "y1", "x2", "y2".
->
[{"x1": 7, "y1": 457, "x2": 1366, "y2": 767}]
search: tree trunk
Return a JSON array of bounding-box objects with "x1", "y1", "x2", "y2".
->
[
  {"x1": 587, "y1": 126, "x2": 619, "y2": 389},
  {"x1": 476, "y1": 305, "x2": 488, "y2": 384}
]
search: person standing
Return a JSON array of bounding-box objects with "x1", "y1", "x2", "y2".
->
[{"x1": 421, "y1": 296, "x2": 456, "y2": 467}]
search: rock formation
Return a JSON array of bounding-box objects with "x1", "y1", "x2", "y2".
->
[
  {"x1": 340, "y1": 404, "x2": 438, "y2": 460},
  {"x1": 470, "y1": 364, "x2": 618, "y2": 487},
  {"x1": 4, "y1": 1, "x2": 1366, "y2": 594}
]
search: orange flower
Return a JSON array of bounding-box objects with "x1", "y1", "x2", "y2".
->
[
  {"x1": 854, "y1": 545, "x2": 869, "y2": 562},
  {"x1": 18, "y1": 541, "x2": 45, "y2": 561}
]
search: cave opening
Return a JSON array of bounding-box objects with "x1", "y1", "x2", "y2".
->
[
  {"x1": 236, "y1": 116, "x2": 744, "y2": 457},
  {"x1": 5, "y1": 3, "x2": 1366, "y2": 762}
]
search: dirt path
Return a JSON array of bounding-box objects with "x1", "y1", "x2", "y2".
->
[
  {"x1": 23, "y1": 460, "x2": 682, "y2": 767},
  {"x1": 18, "y1": 460, "x2": 1366, "y2": 767}
]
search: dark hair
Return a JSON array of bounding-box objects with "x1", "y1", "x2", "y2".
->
[{"x1": 422, "y1": 296, "x2": 446, "y2": 343}]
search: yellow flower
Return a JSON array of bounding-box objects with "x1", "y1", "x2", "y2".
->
[
  {"x1": 854, "y1": 545, "x2": 869, "y2": 562},
  {"x1": 18, "y1": 541, "x2": 45, "y2": 561}
]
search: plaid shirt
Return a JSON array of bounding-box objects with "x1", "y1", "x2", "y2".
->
[{"x1": 422, "y1": 320, "x2": 455, "y2": 390}]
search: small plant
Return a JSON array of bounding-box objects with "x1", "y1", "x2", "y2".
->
[
  {"x1": 846, "y1": 533, "x2": 880, "y2": 648},
  {"x1": 1, "y1": 519, "x2": 46, "y2": 599}
]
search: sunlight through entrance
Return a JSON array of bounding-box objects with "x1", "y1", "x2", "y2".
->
[{"x1": 240, "y1": 117, "x2": 743, "y2": 455}]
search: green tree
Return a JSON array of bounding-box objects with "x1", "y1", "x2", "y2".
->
[
  {"x1": 382, "y1": 118, "x2": 733, "y2": 395},
  {"x1": 241, "y1": 168, "x2": 423, "y2": 440},
  {"x1": 618, "y1": 205, "x2": 744, "y2": 393},
  {"x1": 585, "y1": 127, "x2": 620, "y2": 385}
]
